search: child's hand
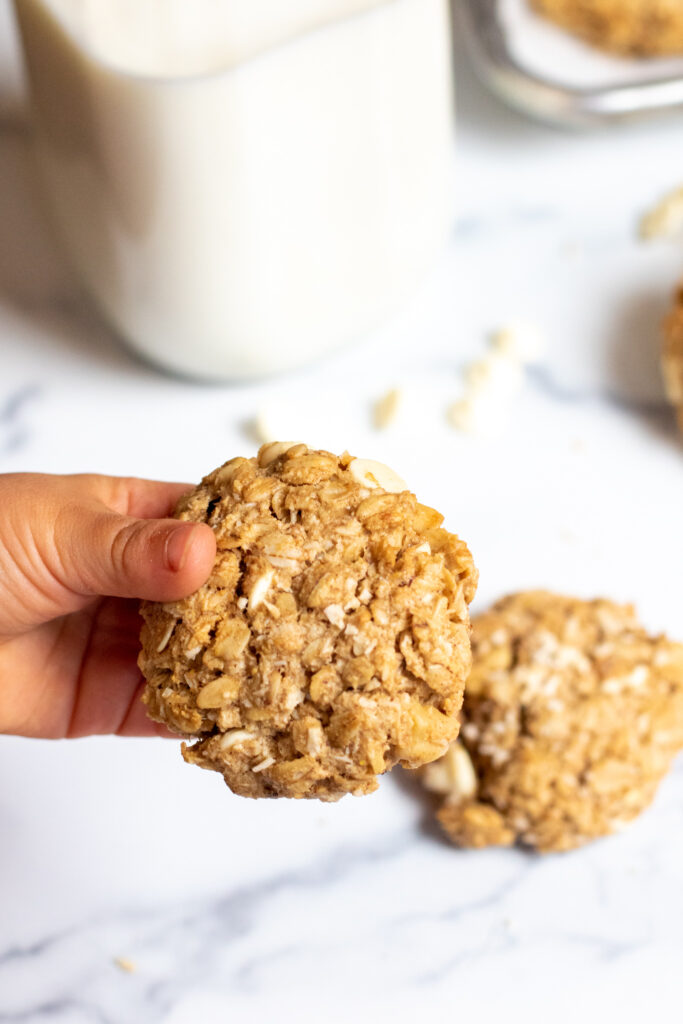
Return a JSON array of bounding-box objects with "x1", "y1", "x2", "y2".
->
[{"x1": 0, "y1": 473, "x2": 216, "y2": 739}]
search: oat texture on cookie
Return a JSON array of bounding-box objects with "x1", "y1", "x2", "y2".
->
[
  {"x1": 532, "y1": 0, "x2": 683, "y2": 55},
  {"x1": 662, "y1": 284, "x2": 683, "y2": 434},
  {"x1": 421, "y1": 591, "x2": 683, "y2": 852},
  {"x1": 139, "y1": 443, "x2": 478, "y2": 801}
]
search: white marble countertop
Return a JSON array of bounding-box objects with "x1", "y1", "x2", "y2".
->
[{"x1": 2, "y1": 8, "x2": 683, "y2": 1023}]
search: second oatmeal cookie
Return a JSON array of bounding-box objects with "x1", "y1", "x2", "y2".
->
[
  {"x1": 139, "y1": 443, "x2": 477, "y2": 801},
  {"x1": 422, "y1": 591, "x2": 683, "y2": 852}
]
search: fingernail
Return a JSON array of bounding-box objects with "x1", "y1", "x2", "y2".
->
[{"x1": 164, "y1": 524, "x2": 194, "y2": 573}]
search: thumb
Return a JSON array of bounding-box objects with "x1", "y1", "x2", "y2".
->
[{"x1": 59, "y1": 507, "x2": 217, "y2": 602}]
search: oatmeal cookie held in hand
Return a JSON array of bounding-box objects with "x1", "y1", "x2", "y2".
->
[
  {"x1": 422, "y1": 591, "x2": 683, "y2": 852},
  {"x1": 139, "y1": 443, "x2": 477, "y2": 801}
]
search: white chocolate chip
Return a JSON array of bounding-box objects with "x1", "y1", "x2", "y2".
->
[
  {"x1": 448, "y1": 397, "x2": 476, "y2": 433},
  {"x1": 490, "y1": 323, "x2": 545, "y2": 365},
  {"x1": 248, "y1": 412, "x2": 278, "y2": 446},
  {"x1": 447, "y1": 396, "x2": 507, "y2": 437},
  {"x1": 249, "y1": 568, "x2": 274, "y2": 611},
  {"x1": 113, "y1": 957, "x2": 136, "y2": 974},
  {"x1": 421, "y1": 741, "x2": 478, "y2": 801},
  {"x1": 258, "y1": 441, "x2": 302, "y2": 467},
  {"x1": 214, "y1": 458, "x2": 247, "y2": 487},
  {"x1": 347, "y1": 458, "x2": 408, "y2": 494},
  {"x1": 463, "y1": 357, "x2": 497, "y2": 392},
  {"x1": 465, "y1": 353, "x2": 524, "y2": 395},
  {"x1": 603, "y1": 664, "x2": 650, "y2": 693},
  {"x1": 628, "y1": 665, "x2": 651, "y2": 687},
  {"x1": 306, "y1": 727, "x2": 323, "y2": 757},
  {"x1": 640, "y1": 186, "x2": 683, "y2": 240},
  {"x1": 265, "y1": 555, "x2": 300, "y2": 570},
  {"x1": 324, "y1": 604, "x2": 346, "y2": 629}
]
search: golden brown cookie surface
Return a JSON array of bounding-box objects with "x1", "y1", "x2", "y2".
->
[
  {"x1": 139, "y1": 443, "x2": 477, "y2": 801},
  {"x1": 532, "y1": 0, "x2": 683, "y2": 55},
  {"x1": 422, "y1": 591, "x2": 683, "y2": 852},
  {"x1": 662, "y1": 285, "x2": 683, "y2": 433}
]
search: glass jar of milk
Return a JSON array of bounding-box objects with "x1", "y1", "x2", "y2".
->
[{"x1": 14, "y1": 0, "x2": 455, "y2": 380}]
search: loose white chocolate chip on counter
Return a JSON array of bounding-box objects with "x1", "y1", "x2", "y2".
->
[
  {"x1": 490, "y1": 322, "x2": 545, "y2": 365},
  {"x1": 640, "y1": 186, "x2": 683, "y2": 240},
  {"x1": 447, "y1": 398, "x2": 480, "y2": 435},
  {"x1": 464, "y1": 354, "x2": 524, "y2": 397},
  {"x1": 447, "y1": 396, "x2": 508, "y2": 438},
  {"x1": 373, "y1": 387, "x2": 402, "y2": 430},
  {"x1": 114, "y1": 957, "x2": 137, "y2": 974},
  {"x1": 447, "y1": 321, "x2": 544, "y2": 437},
  {"x1": 246, "y1": 411, "x2": 278, "y2": 446}
]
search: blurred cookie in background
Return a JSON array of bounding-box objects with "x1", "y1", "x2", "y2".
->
[
  {"x1": 662, "y1": 284, "x2": 683, "y2": 433},
  {"x1": 532, "y1": 0, "x2": 683, "y2": 56}
]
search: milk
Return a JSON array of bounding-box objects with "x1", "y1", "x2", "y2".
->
[{"x1": 14, "y1": 0, "x2": 455, "y2": 380}]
